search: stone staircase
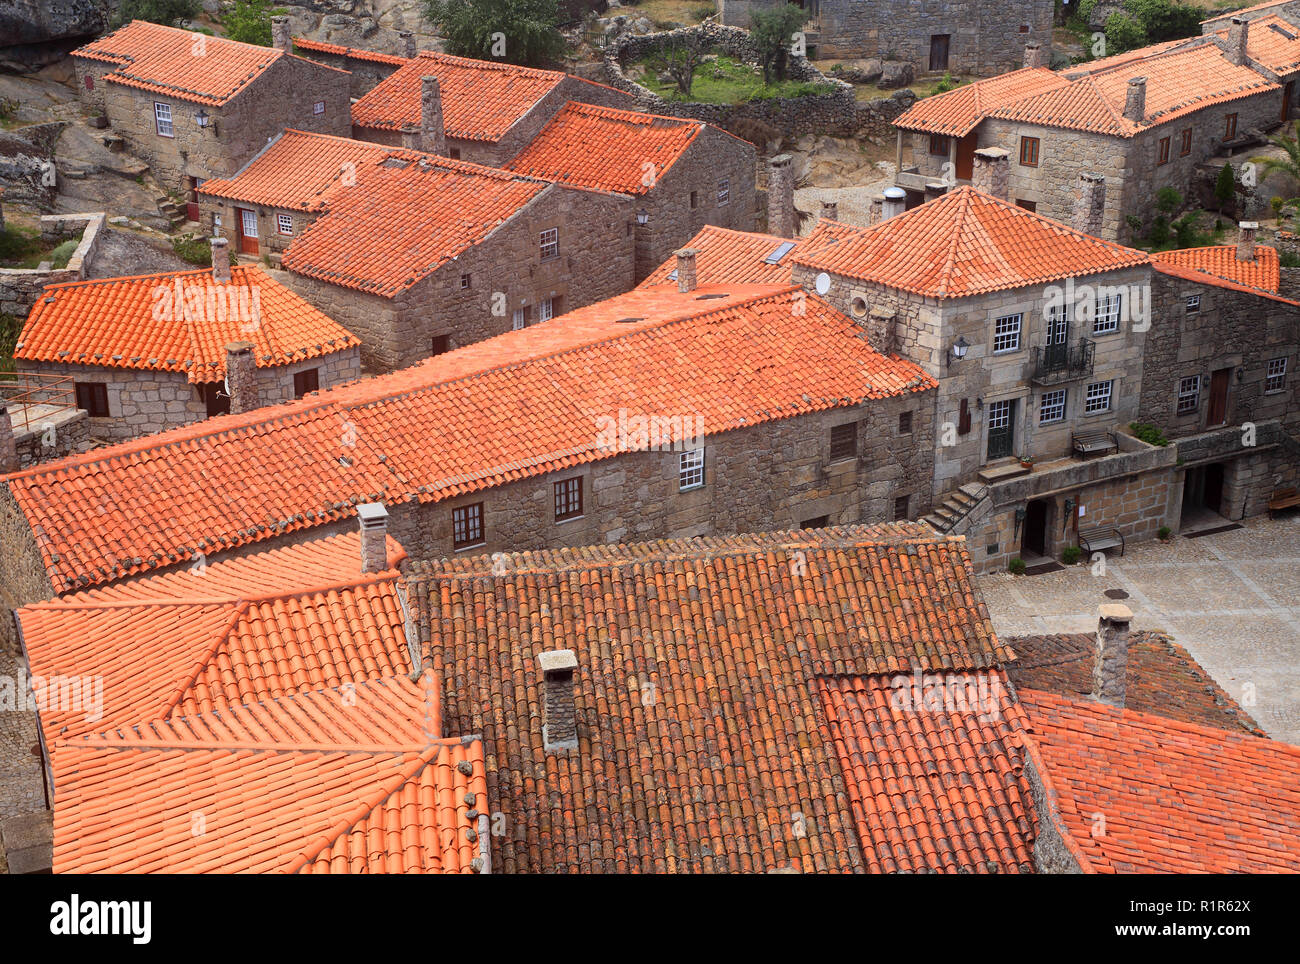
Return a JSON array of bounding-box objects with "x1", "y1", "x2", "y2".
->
[
  {"x1": 155, "y1": 194, "x2": 188, "y2": 231},
  {"x1": 922, "y1": 482, "x2": 990, "y2": 535}
]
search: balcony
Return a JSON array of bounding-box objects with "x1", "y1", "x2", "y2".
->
[{"x1": 1031, "y1": 338, "x2": 1095, "y2": 385}]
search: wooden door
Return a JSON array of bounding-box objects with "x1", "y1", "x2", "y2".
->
[
  {"x1": 986, "y1": 399, "x2": 1016, "y2": 460},
  {"x1": 956, "y1": 133, "x2": 977, "y2": 181},
  {"x1": 236, "y1": 208, "x2": 259, "y2": 255},
  {"x1": 929, "y1": 35, "x2": 950, "y2": 72},
  {"x1": 1285, "y1": 81, "x2": 1294, "y2": 122},
  {"x1": 1207, "y1": 368, "x2": 1230, "y2": 426}
]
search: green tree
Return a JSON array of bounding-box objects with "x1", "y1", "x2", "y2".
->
[
  {"x1": 113, "y1": 0, "x2": 201, "y2": 28},
  {"x1": 1123, "y1": 0, "x2": 1200, "y2": 43},
  {"x1": 422, "y1": 0, "x2": 565, "y2": 68},
  {"x1": 1102, "y1": 11, "x2": 1148, "y2": 55},
  {"x1": 647, "y1": 39, "x2": 706, "y2": 98},
  {"x1": 1214, "y1": 162, "x2": 1237, "y2": 213},
  {"x1": 750, "y1": 3, "x2": 810, "y2": 86},
  {"x1": 224, "y1": 0, "x2": 287, "y2": 46},
  {"x1": 1253, "y1": 122, "x2": 1300, "y2": 225}
]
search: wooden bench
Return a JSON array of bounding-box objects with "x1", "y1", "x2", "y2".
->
[
  {"x1": 1268, "y1": 487, "x2": 1300, "y2": 518},
  {"x1": 1072, "y1": 430, "x2": 1117, "y2": 459},
  {"x1": 1078, "y1": 527, "x2": 1125, "y2": 557}
]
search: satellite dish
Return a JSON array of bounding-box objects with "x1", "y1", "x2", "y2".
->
[{"x1": 814, "y1": 272, "x2": 831, "y2": 295}]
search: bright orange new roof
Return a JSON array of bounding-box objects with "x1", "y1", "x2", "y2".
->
[
  {"x1": 1152, "y1": 243, "x2": 1281, "y2": 292},
  {"x1": 894, "y1": 67, "x2": 1071, "y2": 136},
  {"x1": 351, "y1": 50, "x2": 626, "y2": 141},
  {"x1": 1213, "y1": 14, "x2": 1300, "y2": 77},
  {"x1": 4, "y1": 285, "x2": 934, "y2": 592},
  {"x1": 290, "y1": 35, "x2": 409, "y2": 66},
  {"x1": 14, "y1": 264, "x2": 360, "y2": 382},
  {"x1": 71, "y1": 20, "x2": 342, "y2": 107},
  {"x1": 636, "y1": 224, "x2": 809, "y2": 288},
  {"x1": 505, "y1": 102, "x2": 711, "y2": 195},
  {"x1": 1021, "y1": 689, "x2": 1300, "y2": 873},
  {"x1": 281, "y1": 154, "x2": 548, "y2": 296},
  {"x1": 789, "y1": 186, "x2": 1150, "y2": 298}
]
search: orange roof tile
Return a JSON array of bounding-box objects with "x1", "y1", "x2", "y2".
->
[
  {"x1": 894, "y1": 67, "x2": 1071, "y2": 136},
  {"x1": 71, "y1": 20, "x2": 343, "y2": 107},
  {"x1": 3, "y1": 285, "x2": 935, "y2": 592},
  {"x1": 281, "y1": 154, "x2": 548, "y2": 296},
  {"x1": 14, "y1": 264, "x2": 360, "y2": 382},
  {"x1": 789, "y1": 186, "x2": 1150, "y2": 298},
  {"x1": 1219, "y1": 14, "x2": 1300, "y2": 74},
  {"x1": 351, "y1": 50, "x2": 627, "y2": 141},
  {"x1": 1021, "y1": 689, "x2": 1300, "y2": 873},
  {"x1": 505, "y1": 101, "x2": 711, "y2": 195},
  {"x1": 1152, "y1": 242, "x2": 1281, "y2": 291},
  {"x1": 637, "y1": 224, "x2": 819, "y2": 288},
  {"x1": 290, "y1": 35, "x2": 409, "y2": 66}
]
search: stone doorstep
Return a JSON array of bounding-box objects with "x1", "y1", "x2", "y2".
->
[{"x1": 1, "y1": 809, "x2": 53, "y2": 874}]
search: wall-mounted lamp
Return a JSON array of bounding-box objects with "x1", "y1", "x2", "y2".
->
[
  {"x1": 195, "y1": 109, "x2": 217, "y2": 136},
  {"x1": 1063, "y1": 497, "x2": 1076, "y2": 535},
  {"x1": 1236, "y1": 368, "x2": 1245, "y2": 382},
  {"x1": 948, "y1": 336, "x2": 969, "y2": 368},
  {"x1": 636, "y1": 209, "x2": 649, "y2": 226},
  {"x1": 1013, "y1": 506, "x2": 1026, "y2": 541}
]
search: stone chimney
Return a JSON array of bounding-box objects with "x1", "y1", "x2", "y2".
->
[
  {"x1": 399, "y1": 30, "x2": 416, "y2": 59},
  {"x1": 924, "y1": 181, "x2": 948, "y2": 203},
  {"x1": 0, "y1": 187, "x2": 5, "y2": 232},
  {"x1": 767, "y1": 154, "x2": 795, "y2": 238},
  {"x1": 210, "y1": 236, "x2": 231, "y2": 284},
  {"x1": 1236, "y1": 220, "x2": 1258, "y2": 261},
  {"x1": 0, "y1": 402, "x2": 18, "y2": 475},
  {"x1": 537, "y1": 649, "x2": 579, "y2": 750},
  {"x1": 881, "y1": 186, "x2": 906, "y2": 220},
  {"x1": 1092, "y1": 604, "x2": 1132, "y2": 708},
  {"x1": 868, "y1": 195, "x2": 884, "y2": 225},
  {"x1": 1071, "y1": 172, "x2": 1106, "y2": 237},
  {"x1": 1227, "y1": 17, "x2": 1249, "y2": 66},
  {"x1": 271, "y1": 15, "x2": 291, "y2": 53},
  {"x1": 224, "y1": 341, "x2": 259, "y2": 414},
  {"x1": 1123, "y1": 77, "x2": 1146, "y2": 124},
  {"x1": 820, "y1": 200, "x2": 838, "y2": 222},
  {"x1": 971, "y1": 147, "x2": 1010, "y2": 200},
  {"x1": 867, "y1": 307, "x2": 896, "y2": 355},
  {"x1": 356, "y1": 502, "x2": 390, "y2": 573},
  {"x1": 1023, "y1": 42, "x2": 1046, "y2": 70},
  {"x1": 420, "y1": 76, "x2": 446, "y2": 156},
  {"x1": 675, "y1": 247, "x2": 698, "y2": 293}
]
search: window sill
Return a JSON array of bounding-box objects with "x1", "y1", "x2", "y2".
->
[
  {"x1": 555, "y1": 514, "x2": 585, "y2": 525},
  {"x1": 679, "y1": 483, "x2": 705, "y2": 493},
  {"x1": 1081, "y1": 408, "x2": 1112, "y2": 418},
  {"x1": 453, "y1": 542, "x2": 486, "y2": 553}
]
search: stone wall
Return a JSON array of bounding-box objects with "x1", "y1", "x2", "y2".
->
[
  {"x1": 291, "y1": 46, "x2": 407, "y2": 99},
  {"x1": 0, "y1": 481, "x2": 53, "y2": 652},
  {"x1": 0, "y1": 213, "x2": 104, "y2": 316},
  {"x1": 7, "y1": 408, "x2": 88, "y2": 469}
]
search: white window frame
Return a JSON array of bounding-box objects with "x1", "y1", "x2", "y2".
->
[
  {"x1": 1266, "y1": 356, "x2": 1288, "y2": 393},
  {"x1": 538, "y1": 298, "x2": 554, "y2": 323},
  {"x1": 512, "y1": 307, "x2": 527, "y2": 331},
  {"x1": 539, "y1": 227, "x2": 559, "y2": 261},
  {"x1": 1047, "y1": 303, "x2": 1069, "y2": 345},
  {"x1": 679, "y1": 448, "x2": 705, "y2": 491},
  {"x1": 717, "y1": 179, "x2": 730, "y2": 207},
  {"x1": 1039, "y1": 389, "x2": 1067, "y2": 425},
  {"x1": 1084, "y1": 379, "x2": 1114, "y2": 414},
  {"x1": 1093, "y1": 293, "x2": 1122, "y2": 335},
  {"x1": 1177, "y1": 375, "x2": 1201, "y2": 414},
  {"x1": 460, "y1": 273, "x2": 471, "y2": 289},
  {"x1": 1185, "y1": 294, "x2": 1201, "y2": 314},
  {"x1": 154, "y1": 102, "x2": 174, "y2": 138},
  {"x1": 276, "y1": 213, "x2": 293, "y2": 236},
  {"x1": 313, "y1": 101, "x2": 325, "y2": 115},
  {"x1": 992, "y1": 314, "x2": 1022, "y2": 354}
]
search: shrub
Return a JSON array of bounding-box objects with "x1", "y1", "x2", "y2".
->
[
  {"x1": 422, "y1": 0, "x2": 565, "y2": 68},
  {"x1": 0, "y1": 311, "x2": 20, "y2": 374},
  {"x1": 728, "y1": 116, "x2": 780, "y2": 149},
  {"x1": 112, "y1": 0, "x2": 200, "y2": 28},
  {"x1": 46, "y1": 238, "x2": 78, "y2": 269},
  {"x1": 1008, "y1": 557, "x2": 1027, "y2": 575},
  {"x1": 1158, "y1": 525, "x2": 1172, "y2": 540},
  {"x1": 750, "y1": 3, "x2": 810, "y2": 85},
  {"x1": 1129, "y1": 421, "x2": 1169, "y2": 447},
  {"x1": 934, "y1": 71, "x2": 956, "y2": 94},
  {"x1": 1062, "y1": 545, "x2": 1082, "y2": 565},
  {"x1": 224, "y1": 0, "x2": 288, "y2": 47},
  {"x1": 1124, "y1": 0, "x2": 1201, "y2": 43},
  {"x1": 1103, "y1": 12, "x2": 1148, "y2": 55},
  {"x1": 1154, "y1": 186, "x2": 1182, "y2": 214},
  {"x1": 1215, "y1": 162, "x2": 1237, "y2": 210},
  {"x1": 690, "y1": 3, "x2": 715, "y2": 22}
]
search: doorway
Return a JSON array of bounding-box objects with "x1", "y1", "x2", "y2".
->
[
  {"x1": 987, "y1": 398, "x2": 1016, "y2": 461},
  {"x1": 236, "y1": 208, "x2": 259, "y2": 255},
  {"x1": 956, "y1": 133, "x2": 977, "y2": 181},
  {"x1": 1207, "y1": 367, "x2": 1231, "y2": 426},
  {"x1": 186, "y1": 177, "x2": 204, "y2": 223},
  {"x1": 929, "y1": 35, "x2": 950, "y2": 72},
  {"x1": 1022, "y1": 498, "x2": 1048, "y2": 559},
  {"x1": 1285, "y1": 81, "x2": 1294, "y2": 122},
  {"x1": 1182, "y1": 462, "x2": 1228, "y2": 525}
]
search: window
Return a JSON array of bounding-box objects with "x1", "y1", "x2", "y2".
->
[
  {"x1": 1084, "y1": 379, "x2": 1113, "y2": 414},
  {"x1": 538, "y1": 298, "x2": 554, "y2": 323},
  {"x1": 74, "y1": 382, "x2": 109, "y2": 417},
  {"x1": 199, "y1": 382, "x2": 229, "y2": 418},
  {"x1": 1158, "y1": 136, "x2": 1170, "y2": 165},
  {"x1": 553, "y1": 476, "x2": 583, "y2": 521},
  {"x1": 430, "y1": 334, "x2": 450, "y2": 355},
  {"x1": 277, "y1": 213, "x2": 293, "y2": 236},
  {"x1": 1266, "y1": 356, "x2": 1288, "y2": 393},
  {"x1": 1093, "y1": 292, "x2": 1122, "y2": 334},
  {"x1": 452, "y1": 503, "x2": 485, "y2": 550},
  {"x1": 154, "y1": 102, "x2": 174, "y2": 138},
  {"x1": 1016, "y1": 199, "x2": 1037, "y2": 212},
  {"x1": 929, "y1": 135, "x2": 949, "y2": 156},
  {"x1": 512, "y1": 307, "x2": 528, "y2": 330},
  {"x1": 829, "y1": 422, "x2": 858, "y2": 462},
  {"x1": 1180, "y1": 127, "x2": 1192, "y2": 156},
  {"x1": 1039, "y1": 388, "x2": 1067, "y2": 424},
  {"x1": 1185, "y1": 294, "x2": 1201, "y2": 313},
  {"x1": 313, "y1": 101, "x2": 325, "y2": 115},
  {"x1": 679, "y1": 448, "x2": 705, "y2": 491},
  {"x1": 801, "y1": 515, "x2": 829, "y2": 530},
  {"x1": 293, "y1": 368, "x2": 319, "y2": 398},
  {"x1": 898, "y1": 410, "x2": 913, "y2": 434},
  {"x1": 1047, "y1": 301, "x2": 1070, "y2": 345},
  {"x1": 1177, "y1": 375, "x2": 1201, "y2": 414},
  {"x1": 893, "y1": 495, "x2": 910, "y2": 521},
  {"x1": 448, "y1": 147, "x2": 461, "y2": 160},
  {"x1": 539, "y1": 227, "x2": 559, "y2": 261},
  {"x1": 1225, "y1": 112, "x2": 1238, "y2": 139},
  {"x1": 459, "y1": 273, "x2": 471, "y2": 289},
  {"x1": 993, "y1": 313, "x2": 1022, "y2": 353},
  {"x1": 1019, "y1": 136, "x2": 1039, "y2": 167},
  {"x1": 717, "y1": 179, "x2": 730, "y2": 206},
  {"x1": 690, "y1": 191, "x2": 698, "y2": 209}
]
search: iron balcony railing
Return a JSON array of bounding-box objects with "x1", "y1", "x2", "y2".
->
[{"x1": 1031, "y1": 338, "x2": 1095, "y2": 385}]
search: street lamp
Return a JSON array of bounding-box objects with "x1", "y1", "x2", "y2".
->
[
  {"x1": 636, "y1": 209, "x2": 649, "y2": 226},
  {"x1": 948, "y1": 335, "x2": 969, "y2": 368}
]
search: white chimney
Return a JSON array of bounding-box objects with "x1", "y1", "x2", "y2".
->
[
  {"x1": 675, "y1": 248, "x2": 699, "y2": 293},
  {"x1": 211, "y1": 236, "x2": 231, "y2": 284},
  {"x1": 1236, "y1": 221, "x2": 1258, "y2": 261},
  {"x1": 1092, "y1": 604, "x2": 1132, "y2": 708},
  {"x1": 881, "y1": 186, "x2": 906, "y2": 220},
  {"x1": 537, "y1": 649, "x2": 578, "y2": 751},
  {"x1": 357, "y1": 502, "x2": 390, "y2": 573}
]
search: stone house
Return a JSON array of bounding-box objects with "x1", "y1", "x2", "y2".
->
[
  {"x1": 719, "y1": 0, "x2": 1053, "y2": 76},
  {"x1": 11, "y1": 245, "x2": 360, "y2": 443},
  {"x1": 290, "y1": 34, "x2": 411, "y2": 99},
  {"x1": 505, "y1": 102, "x2": 758, "y2": 281},
  {"x1": 0, "y1": 283, "x2": 936, "y2": 634},
  {"x1": 893, "y1": 28, "x2": 1291, "y2": 240},
  {"x1": 70, "y1": 20, "x2": 352, "y2": 199},
  {"x1": 350, "y1": 50, "x2": 633, "y2": 166}
]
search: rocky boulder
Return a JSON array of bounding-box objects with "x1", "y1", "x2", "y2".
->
[
  {"x1": 833, "y1": 59, "x2": 882, "y2": 85},
  {"x1": 1087, "y1": 2, "x2": 1127, "y2": 30},
  {"x1": 878, "y1": 61, "x2": 914, "y2": 90}
]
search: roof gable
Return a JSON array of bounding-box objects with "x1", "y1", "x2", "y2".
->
[{"x1": 894, "y1": 67, "x2": 1071, "y2": 136}]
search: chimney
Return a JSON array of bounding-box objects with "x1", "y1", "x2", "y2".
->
[
  {"x1": 0, "y1": 402, "x2": 18, "y2": 475},
  {"x1": 224, "y1": 341, "x2": 259, "y2": 414},
  {"x1": 1092, "y1": 604, "x2": 1132, "y2": 708},
  {"x1": 1227, "y1": 17, "x2": 1249, "y2": 66},
  {"x1": 868, "y1": 195, "x2": 884, "y2": 225},
  {"x1": 867, "y1": 307, "x2": 896, "y2": 355},
  {"x1": 210, "y1": 236, "x2": 231, "y2": 284},
  {"x1": 537, "y1": 649, "x2": 579, "y2": 750},
  {"x1": 271, "y1": 15, "x2": 291, "y2": 53},
  {"x1": 1236, "y1": 220, "x2": 1259, "y2": 261},
  {"x1": 971, "y1": 147, "x2": 1010, "y2": 200},
  {"x1": 1071, "y1": 172, "x2": 1106, "y2": 237},
  {"x1": 820, "y1": 200, "x2": 839, "y2": 222},
  {"x1": 924, "y1": 180, "x2": 948, "y2": 203},
  {"x1": 881, "y1": 186, "x2": 906, "y2": 220},
  {"x1": 420, "y1": 75, "x2": 446, "y2": 156},
  {"x1": 356, "y1": 502, "x2": 390, "y2": 573},
  {"x1": 675, "y1": 247, "x2": 698, "y2": 293},
  {"x1": 1123, "y1": 77, "x2": 1146, "y2": 124},
  {"x1": 399, "y1": 30, "x2": 416, "y2": 59},
  {"x1": 0, "y1": 187, "x2": 5, "y2": 232},
  {"x1": 1023, "y1": 42, "x2": 1046, "y2": 70},
  {"x1": 767, "y1": 153, "x2": 795, "y2": 238}
]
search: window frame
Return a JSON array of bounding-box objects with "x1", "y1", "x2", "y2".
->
[
  {"x1": 293, "y1": 368, "x2": 320, "y2": 398},
  {"x1": 1266, "y1": 356, "x2": 1288, "y2": 393},
  {"x1": 459, "y1": 273, "x2": 471, "y2": 289},
  {"x1": 929, "y1": 134, "x2": 950, "y2": 156},
  {"x1": 539, "y1": 227, "x2": 559, "y2": 262},
  {"x1": 430, "y1": 334, "x2": 450, "y2": 355},
  {"x1": 893, "y1": 495, "x2": 910, "y2": 521},
  {"x1": 1039, "y1": 388, "x2": 1067, "y2": 425},
  {"x1": 1177, "y1": 375, "x2": 1201, "y2": 414},
  {"x1": 1225, "y1": 113, "x2": 1238, "y2": 139},
  {"x1": 538, "y1": 298, "x2": 554, "y2": 323},
  {"x1": 898, "y1": 410, "x2": 913, "y2": 435},
  {"x1": 313, "y1": 101, "x2": 325, "y2": 115},
  {"x1": 154, "y1": 102, "x2": 174, "y2": 138},
  {"x1": 512, "y1": 307, "x2": 528, "y2": 330},
  {"x1": 1019, "y1": 136, "x2": 1039, "y2": 167},
  {"x1": 1185, "y1": 294, "x2": 1200, "y2": 313},
  {"x1": 1180, "y1": 127, "x2": 1192, "y2": 156},
  {"x1": 717, "y1": 179, "x2": 730, "y2": 207},
  {"x1": 829, "y1": 422, "x2": 858, "y2": 463},
  {"x1": 679, "y1": 448, "x2": 705, "y2": 491},
  {"x1": 1084, "y1": 379, "x2": 1114, "y2": 415},
  {"x1": 553, "y1": 476, "x2": 583, "y2": 522},
  {"x1": 1157, "y1": 136, "x2": 1170, "y2": 165},
  {"x1": 992, "y1": 313, "x2": 1023, "y2": 354},
  {"x1": 276, "y1": 213, "x2": 294, "y2": 236},
  {"x1": 451, "y1": 502, "x2": 486, "y2": 551},
  {"x1": 1093, "y1": 293, "x2": 1122, "y2": 335},
  {"x1": 75, "y1": 381, "x2": 110, "y2": 417}
]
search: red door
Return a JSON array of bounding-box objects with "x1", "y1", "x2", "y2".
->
[{"x1": 236, "y1": 208, "x2": 259, "y2": 255}]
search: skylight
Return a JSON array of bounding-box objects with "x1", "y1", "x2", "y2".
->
[{"x1": 763, "y1": 241, "x2": 797, "y2": 264}]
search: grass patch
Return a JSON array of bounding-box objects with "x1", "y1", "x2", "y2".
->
[
  {"x1": 0, "y1": 225, "x2": 80, "y2": 269},
  {"x1": 172, "y1": 235, "x2": 213, "y2": 266},
  {"x1": 633, "y1": 53, "x2": 834, "y2": 104},
  {"x1": 1129, "y1": 422, "x2": 1170, "y2": 447},
  {"x1": 620, "y1": 0, "x2": 716, "y2": 27}
]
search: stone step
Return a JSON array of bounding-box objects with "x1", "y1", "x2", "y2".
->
[
  {"x1": 978, "y1": 461, "x2": 1031, "y2": 484},
  {"x1": 959, "y1": 483, "x2": 987, "y2": 499},
  {"x1": 921, "y1": 513, "x2": 949, "y2": 532}
]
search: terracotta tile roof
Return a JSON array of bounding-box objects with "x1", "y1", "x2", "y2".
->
[
  {"x1": 1020, "y1": 689, "x2": 1300, "y2": 873},
  {"x1": 1202, "y1": 0, "x2": 1297, "y2": 25},
  {"x1": 894, "y1": 68, "x2": 1071, "y2": 136},
  {"x1": 1236, "y1": 14, "x2": 1300, "y2": 75},
  {"x1": 789, "y1": 186, "x2": 1150, "y2": 298},
  {"x1": 4, "y1": 285, "x2": 934, "y2": 593},
  {"x1": 403, "y1": 523, "x2": 1007, "y2": 872},
  {"x1": 505, "y1": 102, "x2": 713, "y2": 195},
  {"x1": 1005, "y1": 632, "x2": 1263, "y2": 734},
  {"x1": 351, "y1": 50, "x2": 627, "y2": 141},
  {"x1": 1061, "y1": 35, "x2": 1204, "y2": 76},
  {"x1": 636, "y1": 224, "x2": 837, "y2": 288},
  {"x1": 71, "y1": 20, "x2": 343, "y2": 107},
  {"x1": 198, "y1": 129, "x2": 396, "y2": 213},
  {"x1": 13, "y1": 264, "x2": 360, "y2": 382},
  {"x1": 818, "y1": 672, "x2": 1036, "y2": 873},
  {"x1": 290, "y1": 35, "x2": 409, "y2": 66},
  {"x1": 1152, "y1": 242, "x2": 1280, "y2": 291},
  {"x1": 281, "y1": 154, "x2": 548, "y2": 296}
]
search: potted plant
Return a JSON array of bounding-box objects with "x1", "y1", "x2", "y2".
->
[{"x1": 1018, "y1": 454, "x2": 1035, "y2": 470}]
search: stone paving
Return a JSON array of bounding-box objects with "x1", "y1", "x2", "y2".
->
[{"x1": 977, "y1": 513, "x2": 1300, "y2": 745}]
